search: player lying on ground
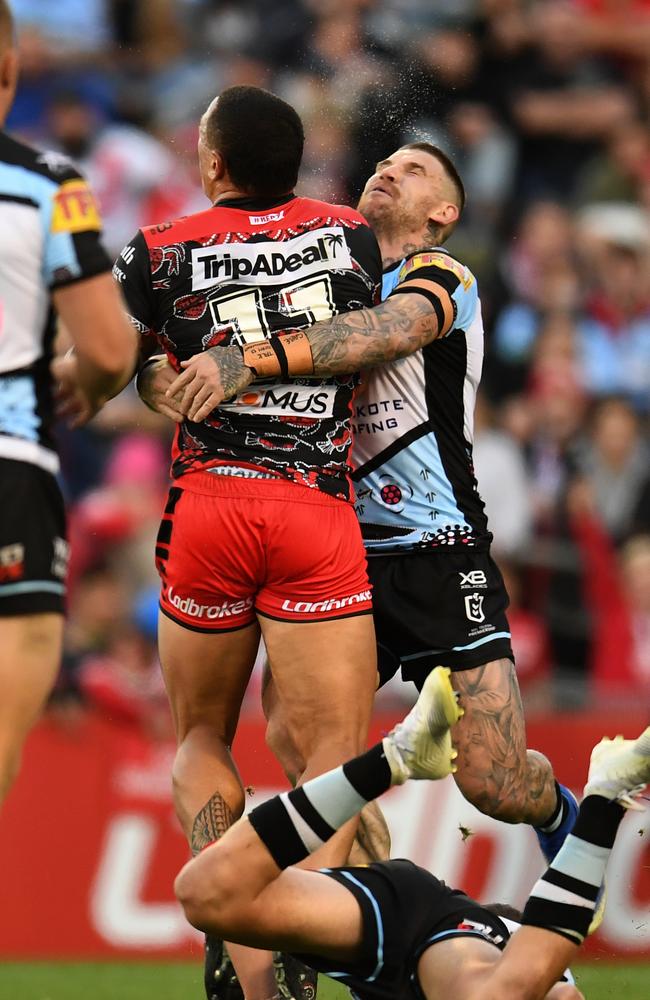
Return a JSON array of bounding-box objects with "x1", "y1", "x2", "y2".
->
[{"x1": 175, "y1": 666, "x2": 650, "y2": 1000}]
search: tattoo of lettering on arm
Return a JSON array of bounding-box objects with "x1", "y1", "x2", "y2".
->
[
  {"x1": 309, "y1": 294, "x2": 439, "y2": 377},
  {"x1": 191, "y1": 792, "x2": 236, "y2": 855},
  {"x1": 452, "y1": 659, "x2": 554, "y2": 822}
]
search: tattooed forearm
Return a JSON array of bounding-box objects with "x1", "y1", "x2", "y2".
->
[
  {"x1": 308, "y1": 293, "x2": 440, "y2": 377},
  {"x1": 191, "y1": 791, "x2": 235, "y2": 855}
]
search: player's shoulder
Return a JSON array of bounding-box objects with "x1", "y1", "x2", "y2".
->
[
  {"x1": 291, "y1": 196, "x2": 371, "y2": 229},
  {"x1": 0, "y1": 131, "x2": 83, "y2": 185},
  {"x1": 139, "y1": 204, "x2": 215, "y2": 248},
  {"x1": 398, "y1": 247, "x2": 476, "y2": 293}
]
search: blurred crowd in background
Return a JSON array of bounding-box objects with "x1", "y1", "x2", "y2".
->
[{"x1": 8, "y1": 0, "x2": 650, "y2": 734}]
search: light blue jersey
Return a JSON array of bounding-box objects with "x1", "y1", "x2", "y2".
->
[
  {"x1": 0, "y1": 131, "x2": 109, "y2": 472},
  {"x1": 352, "y1": 249, "x2": 490, "y2": 552}
]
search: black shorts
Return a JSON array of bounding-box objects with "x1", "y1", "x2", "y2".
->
[
  {"x1": 367, "y1": 547, "x2": 514, "y2": 687},
  {"x1": 294, "y1": 860, "x2": 509, "y2": 1000},
  {"x1": 0, "y1": 458, "x2": 68, "y2": 616}
]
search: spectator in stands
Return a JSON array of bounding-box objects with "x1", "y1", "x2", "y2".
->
[
  {"x1": 6, "y1": 13, "x2": 114, "y2": 137},
  {"x1": 45, "y1": 91, "x2": 202, "y2": 256},
  {"x1": 568, "y1": 478, "x2": 650, "y2": 703},
  {"x1": 79, "y1": 586, "x2": 171, "y2": 739},
  {"x1": 575, "y1": 203, "x2": 650, "y2": 410},
  {"x1": 473, "y1": 392, "x2": 532, "y2": 559},
  {"x1": 490, "y1": 202, "x2": 579, "y2": 395},
  {"x1": 509, "y1": 0, "x2": 634, "y2": 203},
  {"x1": 574, "y1": 397, "x2": 650, "y2": 543},
  {"x1": 498, "y1": 559, "x2": 552, "y2": 712},
  {"x1": 575, "y1": 118, "x2": 650, "y2": 207},
  {"x1": 67, "y1": 432, "x2": 168, "y2": 595},
  {"x1": 572, "y1": 0, "x2": 650, "y2": 69}
]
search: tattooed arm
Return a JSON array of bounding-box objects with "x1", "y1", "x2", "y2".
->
[
  {"x1": 167, "y1": 284, "x2": 451, "y2": 423},
  {"x1": 307, "y1": 282, "x2": 451, "y2": 374}
]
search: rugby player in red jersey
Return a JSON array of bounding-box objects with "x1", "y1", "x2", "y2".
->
[
  {"x1": 161, "y1": 142, "x2": 579, "y2": 872},
  {"x1": 118, "y1": 85, "x2": 382, "y2": 1000}
]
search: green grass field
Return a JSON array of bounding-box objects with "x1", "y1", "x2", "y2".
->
[{"x1": 0, "y1": 962, "x2": 648, "y2": 1000}]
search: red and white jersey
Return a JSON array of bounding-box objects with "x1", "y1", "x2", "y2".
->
[{"x1": 119, "y1": 194, "x2": 381, "y2": 501}]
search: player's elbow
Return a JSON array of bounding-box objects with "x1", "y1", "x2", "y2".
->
[{"x1": 89, "y1": 320, "x2": 138, "y2": 379}]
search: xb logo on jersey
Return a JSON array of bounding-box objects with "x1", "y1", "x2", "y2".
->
[{"x1": 464, "y1": 592, "x2": 485, "y2": 623}]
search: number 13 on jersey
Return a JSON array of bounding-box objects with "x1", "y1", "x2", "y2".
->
[{"x1": 208, "y1": 275, "x2": 336, "y2": 345}]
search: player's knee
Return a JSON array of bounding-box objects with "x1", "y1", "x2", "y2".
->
[
  {"x1": 265, "y1": 717, "x2": 305, "y2": 782},
  {"x1": 175, "y1": 852, "x2": 238, "y2": 934},
  {"x1": 454, "y1": 771, "x2": 528, "y2": 824},
  {"x1": 483, "y1": 793, "x2": 528, "y2": 824},
  {"x1": 175, "y1": 869, "x2": 215, "y2": 931}
]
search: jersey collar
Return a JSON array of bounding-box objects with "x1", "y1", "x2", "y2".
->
[{"x1": 213, "y1": 193, "x2": 296, "y2": 210}]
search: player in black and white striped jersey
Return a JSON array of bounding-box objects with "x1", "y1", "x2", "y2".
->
[{"x1": 175, "y1": 665, "x2": 650, "y2": 1000}]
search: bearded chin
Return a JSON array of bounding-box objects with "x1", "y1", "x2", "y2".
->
[{"x1": 358, "y1": 197, "x2": 401, "y2": 240}]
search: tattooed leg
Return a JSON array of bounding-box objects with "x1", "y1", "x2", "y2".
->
[
  {"x1": 192, "y1": 791, "x2": 236, "y2": 855},
  {"x1": 451, "y1": 658, "x2": 557, "y2": 825}
]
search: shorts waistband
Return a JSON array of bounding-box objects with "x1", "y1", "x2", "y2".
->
[
  {"x1": 206, "y1": 464, "x2": 281, "y2": 481},
  {"x1": 175, "y1": 470, "x2": 348, "y2": 505}
]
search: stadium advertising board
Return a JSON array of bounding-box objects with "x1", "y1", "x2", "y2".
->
[{"x1": 0, "y1": 712, "x2": 648, "y2": 958}]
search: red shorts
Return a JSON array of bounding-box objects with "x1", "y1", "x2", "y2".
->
[{"x1": 156, "y1": 472, "x2": 372, "y2": 632}]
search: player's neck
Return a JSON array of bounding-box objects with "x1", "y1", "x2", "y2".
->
[
  {"x1": 211, "y1": 182, "x2": 249, "y2": 205},
  {"x1": 378, "y1": 232, "x2": 431, "y2": 269}
]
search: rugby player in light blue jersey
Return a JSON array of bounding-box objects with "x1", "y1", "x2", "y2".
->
[
  {"x1": 0, "y1": 0, "x2": 136, "y2": 808},
  {"x1": 138, "y1": 142, "x2": 579, "y2": 873}
]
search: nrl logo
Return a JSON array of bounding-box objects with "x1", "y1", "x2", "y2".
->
[{"x1": 464, "y1": 592, "x2": 485, "y2": 623}]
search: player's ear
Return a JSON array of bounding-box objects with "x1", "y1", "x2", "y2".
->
[
  {"x1": 211, "y1": 149, "x2": 228, "y2": 182},
  {"x1": 429, "y1": 201, "x2": 459, "y2": 230}
]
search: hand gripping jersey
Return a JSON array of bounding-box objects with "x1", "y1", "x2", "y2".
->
[
  {"x1": 352, "y1": 249, "x2": 490, "y2": 550},
  {"x1": 0, "y1": 132, "x2": 110, "y2": 474},
  {"x1": 120, "y1": 195, "x2": 381, "y2": 501}
]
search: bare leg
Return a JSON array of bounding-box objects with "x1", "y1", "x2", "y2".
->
[
  {"x1": 347, "y1": 800, "x2": 392, "y2": 864},
  {"x1": 158, "y1": 613, "x2": 277, "y2": 999},
  {"x1": 0, "y1": 613, "x2": 63, "y2": 805},
  {"x1": 259, "y1": 614, "x2": 377, "y2": 866},
  {"x1": 263, "y1": 661, "x2": 391, "y2": 864},
  {"x1": 177, "y1": 824, "x2": 365, "y2": 959},
  {"x1": 451, "y1": 658, "x2": 556, "y2": 825}
]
